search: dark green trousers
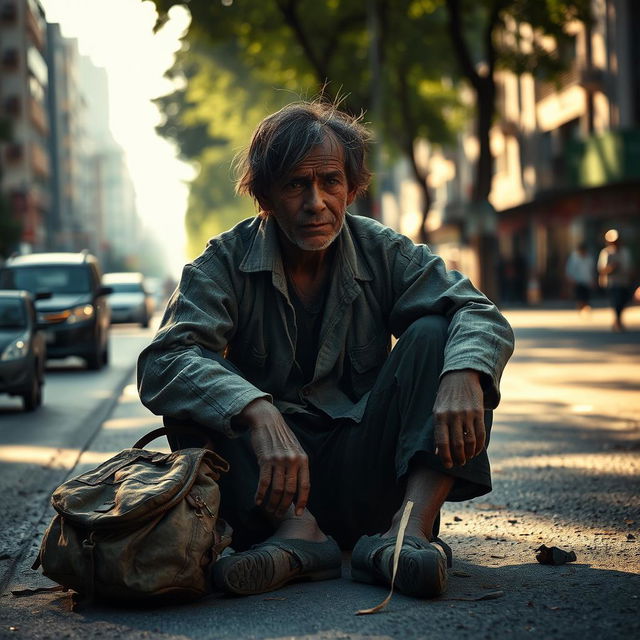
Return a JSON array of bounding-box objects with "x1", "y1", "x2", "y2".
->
[{"x1": 167, "y1": 316, "x2": 492, "y2": 551}]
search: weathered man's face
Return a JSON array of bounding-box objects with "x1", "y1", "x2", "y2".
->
[{"x1": 263, "y1": 136, "x2": 356, "y2": 253}]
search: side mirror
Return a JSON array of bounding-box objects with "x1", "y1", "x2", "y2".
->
[
  {"x1": 34, "y1": 291, "x2": 52, "y2": 301},
  {"x1": 98, "y1": 286, "x2": 113, "y2": 296}
]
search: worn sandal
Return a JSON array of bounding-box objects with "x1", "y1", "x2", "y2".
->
[
  {"x1": 212, "y1": 536, "x2": 342, "y2": 595},
  {"x1": 351, "y1": 534, "x2": 452, "y2": 598}
]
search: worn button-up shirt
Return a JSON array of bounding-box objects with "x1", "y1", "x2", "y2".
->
[{"x1": 137, "y1": 214, "x2": 514, "y2": 438}]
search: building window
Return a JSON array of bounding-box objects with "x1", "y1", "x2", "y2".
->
[
  {"x1": 0, "y1": 2, "x2": 17, "y2": 24},
  {"x1": 2, "y1": 48, "x2": 19, "y2": 71}
]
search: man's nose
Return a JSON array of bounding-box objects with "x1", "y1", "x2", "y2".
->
[{"x1": 304, "y1": 184, "x2": 325, "y2": 212}]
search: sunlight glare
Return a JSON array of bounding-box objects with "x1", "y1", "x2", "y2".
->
[{"x1": 40, "y1": 0, "x2": 192, "y2": 277}]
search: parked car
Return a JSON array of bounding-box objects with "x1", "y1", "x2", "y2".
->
[
  {"x1": 0, "y1": 290, "x2": 47, "y2": 410},
  {"x1": 103, "y1": 272, "x2": 154, "y2": 328},
  {"x1": 0, "y1": 252, "x2": 112, "y2": 370}
]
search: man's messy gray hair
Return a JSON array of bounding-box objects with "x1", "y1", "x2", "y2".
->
[{"x1": 235, "y1": 100, "x2": 372, "y2": 211}]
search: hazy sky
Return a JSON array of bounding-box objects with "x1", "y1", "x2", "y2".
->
[{"x1": 41, "y1": 0, "x2": 192, "y2": 276}]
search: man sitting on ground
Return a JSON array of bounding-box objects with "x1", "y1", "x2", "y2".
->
[{"x1": 137, "y1": 100, "x2": 514, "y2": 599}]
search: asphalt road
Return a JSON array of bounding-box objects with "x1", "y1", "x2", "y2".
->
[{"x1": 1, "y1": 305, "x2": 638, "y2": 640}]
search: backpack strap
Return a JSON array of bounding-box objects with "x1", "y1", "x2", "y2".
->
[
  {"x1": 133, "y1": 426, "x2": 214, "y2": 450},
  {"x1": 82, "y1": 534, "x2": 96, "y2": 600}
]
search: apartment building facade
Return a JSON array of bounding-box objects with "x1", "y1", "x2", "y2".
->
[
  {"x1": 46, "y1": 22, "x2": 91, "y2": 253},
  {"x1": 0, "y1": 0, "x2": 141, "y2": 269},
  {"x1": 0, "y1": 0, "x2": 50, "y2": 252},
  {"x1": 489, "y1": 0, "x2": 640, "y2": 302}
]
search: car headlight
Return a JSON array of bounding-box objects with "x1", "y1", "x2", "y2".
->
[
  {"x1": 1, "y1": 331, "x2": 30, "y2": 361},
  {"x1": 66, "y1": 304, "x2": 95, "y2": 324}
]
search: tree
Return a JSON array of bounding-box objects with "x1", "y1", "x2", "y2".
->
[
  {"x1": 445, "y1": 0, "x2": 591, "y2": 203},
  {"x1": 153, "y1": 41, "x2": 292, "y2": 254}
]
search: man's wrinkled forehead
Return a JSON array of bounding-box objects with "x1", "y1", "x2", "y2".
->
[{"x1": 284, "y1": 132, "x2": 346, "y2": 177}]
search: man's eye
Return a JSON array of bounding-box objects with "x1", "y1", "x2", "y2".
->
[{"x1": 285, "y1": 181, "x2": 303, "y2": 190}]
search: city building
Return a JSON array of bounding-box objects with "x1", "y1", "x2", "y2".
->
[
  {"x1": 489, "y1": 0, "x2": 640, "y2": 303},
  {"x1": 0, "y1": 0, "x2": 50, "y2": 253},
  {"x1": 46, "y1": 23, "x2": 89, "y2": 253},
  {"x1": 78, "y1": 54, "x2": 141, "y2": 271}
]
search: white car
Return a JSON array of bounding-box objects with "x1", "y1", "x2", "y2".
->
[{"x1": 103, "y1": 272, "x2": 154, "y2": 328}]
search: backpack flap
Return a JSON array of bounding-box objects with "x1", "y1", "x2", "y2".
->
[{"x1": 51, "y1": 448, "x2": 207, "y2": 530}]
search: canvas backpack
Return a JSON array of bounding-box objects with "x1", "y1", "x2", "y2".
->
[{"x1": 32, "y1": 427, "x2": 231, "y2": 602}]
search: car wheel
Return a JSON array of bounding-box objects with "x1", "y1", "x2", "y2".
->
[
  {"x1": 141, "y1": 314, "x2": 149, "y2": 328},
  {"x1": 102, "y1": 342, "x2": 110, "y2": 366},
  {"x1": 86, "y1": 342, "x2": 103, "y2": 370},
  {"x1": 22, "y1": 371, "x2": 42, "y2": 411}
]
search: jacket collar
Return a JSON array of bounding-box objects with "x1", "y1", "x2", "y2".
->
[{"x1": 239, "y1": 214, "x2": 373, "y2": 282}]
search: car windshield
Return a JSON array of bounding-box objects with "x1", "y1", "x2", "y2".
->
[
  {"x1": 108, "y1": 282, "x2": 143, "y2": 294},
  {"x1": 0, "y1": 299, "x2": 27, "y2": 329},
  {"x1": 1, "y1": 266, "x2": 91, "y2": 295}
]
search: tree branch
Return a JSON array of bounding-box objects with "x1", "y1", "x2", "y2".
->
[
  {"x1": 486, "y1": 0, "x2": 510, "y2": 76},
  {"x1": 396, "y1": 69, "x2": 432, "y2": 243},
  {"x1": 275, "y1": 0, "x2": 329, "y2": 86},
  {"x1": 320, "y1": 10, "x2": 367, "y2": 72},
  {"x1": 445, "y1": 0, "x2": 481, "y2": 91}
]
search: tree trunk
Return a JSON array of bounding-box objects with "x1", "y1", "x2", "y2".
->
[
  {"x1": 445, "y1": 0, "x2": 502, "y2": 302},
  {"x1": 473, "y1": 77, "x2": 495, "y2": 203},
  {"x1": 407, "y1": 146, "x2": 433, "y2": 246}
]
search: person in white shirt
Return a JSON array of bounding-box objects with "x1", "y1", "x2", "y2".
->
[
  {"x1": 598, "y1": 229, "x2": 633, "y2": 331},
  {"x1": 565, "y1": 242, "x2": 595, "y2": 311}
]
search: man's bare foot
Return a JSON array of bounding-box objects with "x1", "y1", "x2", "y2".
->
[
  {"x1": 381, "y1": 467, "x2": 455, "y2": 541},
  {"x1": 382, "y1": 513, "x2": 431, "y2": 541},
  {"x1": 271, "y1": 507, "x2": 328, "y2": 542}
]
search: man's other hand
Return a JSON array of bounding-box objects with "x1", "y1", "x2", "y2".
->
[
  {"x1": 433, "y1": 370, "x2": 485, "y2": 468},
  {"x1": 233, "y1": 399, "x2": 310, "y2": 518}
]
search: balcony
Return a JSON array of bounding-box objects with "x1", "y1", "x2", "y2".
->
[
  {"x1": 535, "y1": 65, "x2": 580, "y2": 102},
  {"x1": 28, "y1": 96, "x2": 48, "y2": 136},
  {"x1": 26, "y1": 2, "x2": 45, "y2": 51},
  {"x1": 30, "y1": 141, "x2": 49, "y2": 178}
]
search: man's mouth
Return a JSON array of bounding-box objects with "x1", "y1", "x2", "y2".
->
[{"x1": 300, "y1": 223, "x2": 331, "y2": 230}]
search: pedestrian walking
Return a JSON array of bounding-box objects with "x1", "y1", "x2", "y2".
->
[
  {"x1": 598, "y1": 229, "x2": 633, "y2": 331},
  {"x1": 565, "y1": 242, "x2": 595, "y2": 312},
  {"x1": 137, "y1": 100, "x2": 514, "y2": 601}
]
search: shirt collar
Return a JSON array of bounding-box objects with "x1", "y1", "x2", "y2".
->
[{"x1": 239, "y1": 214, "x2": 373, "y2": 282}]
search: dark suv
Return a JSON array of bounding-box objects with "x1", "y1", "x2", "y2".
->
[{"x1": 0, "y1": 252, "x2": 112, "y2": 370}]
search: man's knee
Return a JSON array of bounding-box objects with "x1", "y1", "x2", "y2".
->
[
  {"x1": 398, "y1": 315, "x2": 448, "y2": 349},
  {"x1": 382, "y1": 315, "x2": 448, "y2": 383}
]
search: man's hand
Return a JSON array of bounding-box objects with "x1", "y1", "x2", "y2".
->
[
  {"x1": 433, "y1": 370, "x2": 485, "y2": 469},
  {"x1": 233, "y1": 399, "x2": 310, "y2": 518}
]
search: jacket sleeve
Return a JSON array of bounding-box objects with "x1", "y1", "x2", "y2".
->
[
  {"x1": 137, "y1": 258, "x2": 270, "y2": 438},
  {"x1": 387, "y1": 234, "x2": 514, "y2": 409}
]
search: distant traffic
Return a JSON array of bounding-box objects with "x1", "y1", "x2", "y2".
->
[{"x1": 0, "y1": 250, "x2": 164, "y2": 411}]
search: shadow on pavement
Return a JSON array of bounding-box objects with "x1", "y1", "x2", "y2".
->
[{"x1": 5, "y1": 556, "x2": 638, "y2": 640}]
